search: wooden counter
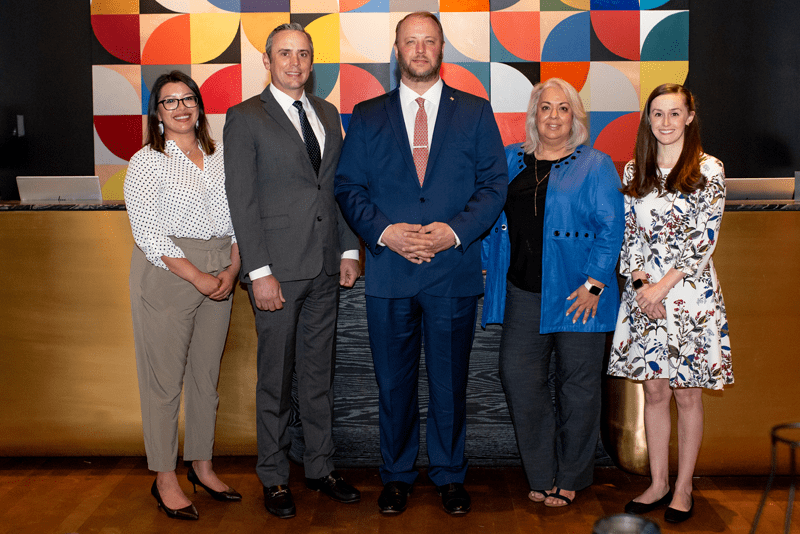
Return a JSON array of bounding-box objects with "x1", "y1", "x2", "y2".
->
[{"x1": 0, "y1": 205, "x2": 798, "y2": 475}]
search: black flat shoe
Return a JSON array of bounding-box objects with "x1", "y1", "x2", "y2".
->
[
  {"x1": 151, "y1": 480, "x2": 199, "y2": 520},
  {"x1": 437, "y1": 482, "x2": 471, "y2": 516},
  {"x1": 378, "y1": 481, "x2": 412, "y2": 515},
  {"x1": 624, "y1": 490, "x2": 672, "y2": 515},
  {"x1": 305, "y1": 470, "x2": 361, "y2": 503},
  {"x1": 665, "y1": 496, "x2": 694, "y2": 523},
  {"x1": 264, "y1": 484, "x2": 296, "y2": 519},
  {"x1": 187, "y1": 466, "x2": 242, "y2": 502}
]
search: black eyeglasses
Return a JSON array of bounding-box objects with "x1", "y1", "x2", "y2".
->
[{"x1": 158, "y1": 95, "x2": 199, "y2": 110}]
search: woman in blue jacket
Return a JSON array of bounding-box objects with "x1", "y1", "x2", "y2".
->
[{"x1": 482, "y1": 78, "x2": 624, "y2": 507}]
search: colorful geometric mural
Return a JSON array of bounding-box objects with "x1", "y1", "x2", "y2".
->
[{"x1": 91, "y1": 0, "x2": 690, "y2": 199}]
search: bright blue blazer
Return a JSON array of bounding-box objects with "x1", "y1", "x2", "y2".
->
[
  {"x1": 335, "y1": 83, "x2": 508, "y2": 298},
  {"x1": 482, "y1": 143, "x2": 624, "y2": 333}
]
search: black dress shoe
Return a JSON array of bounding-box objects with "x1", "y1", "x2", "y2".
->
[
  {"x1": 624, "y1": 490, "x2": 672, "y2": 515},
  {"x1": 378, "y1": 481, "x2": 412, "y2": 515},
  {"x1": 437, "y1": 482, "x2": 471, "y2": 516},
  {"x1": 664, "y1": 496, "x2": 694, "y2": 523},
  {"x1": 263, "y1": 484, "x2": 296, "y2": 519},
  {"x1": 305, "y1": 470, "x2": 361, "y2": 503},
  {"x1": 187, "y1": 466, "x2": 242, "y2": 502},
  {"x1": 151, "y1": 480, "x2": 199, "y2": 520}
]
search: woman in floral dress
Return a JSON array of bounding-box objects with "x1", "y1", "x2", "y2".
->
[{"x1": 608, "y1": 84, "x2": 733, "y2": 524}]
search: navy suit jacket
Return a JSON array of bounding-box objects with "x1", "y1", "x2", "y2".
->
[{"x1": 335, "y1": 83, "x2": 508, "y2": 298}]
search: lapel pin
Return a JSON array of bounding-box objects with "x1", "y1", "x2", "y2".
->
[{"x1": 450, "y1": 97, "x2": 454, "y2": 101}]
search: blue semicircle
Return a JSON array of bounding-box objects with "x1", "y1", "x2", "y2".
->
[{"x1": 542, "y1": 12, "x2": 590, "y2": 62}]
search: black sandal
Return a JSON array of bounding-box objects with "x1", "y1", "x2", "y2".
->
[
  {"x1": 544, "y1": 487, "x2": 573, "y2": 507},
  {"x1": 528, "y1": 489, "x2": 550, "y2": 502}
]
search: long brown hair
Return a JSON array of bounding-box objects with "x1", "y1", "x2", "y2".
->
[
  {"x1": 622, "y1": 84, "x2": 703, "y2": 198},
  {"x1": 144, "y1": 70, "x2": 215, "y2": 155}
]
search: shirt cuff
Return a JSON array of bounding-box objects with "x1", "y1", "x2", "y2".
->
[
  {"x1": 377, "y1": 225, "x2": 392, "y2": 247},
  {"x1": 449, "y1": 225, "x2": 461, "y2": 248},
  {"x1": 342, "y1": 249, "x2": 359, "y2": 261},
  {"x1": 249, "y1": 265, "x2": 272, "y2": 280}
]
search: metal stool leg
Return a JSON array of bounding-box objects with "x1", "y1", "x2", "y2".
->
[
  {"x1": 750, "y1": 433, "x2": 779, "y2": 534},
  {"x1": 752, "y1": 423, "x2": 800, "y2": 534},
  {"x1": 784, "y1": 442, "x2": 796, "y2": 534}
]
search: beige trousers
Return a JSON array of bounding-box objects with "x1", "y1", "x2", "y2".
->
[{"x1": 129, "y1": 236, "x2": 233, "y2": 472}]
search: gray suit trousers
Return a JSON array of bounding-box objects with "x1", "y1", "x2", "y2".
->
[{"x1": 250, "y1": 269, "x2": 339, "y2": 487}]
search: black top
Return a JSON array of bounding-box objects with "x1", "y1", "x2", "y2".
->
[{"x1": 504, "y1": 152, "x2": 566, "y2": 293}]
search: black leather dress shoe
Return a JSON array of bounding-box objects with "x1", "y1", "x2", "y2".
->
[
  {"x1": 305, "y1": 471, "x2": 361, "y2": 503},
  {"x1": 437, "y1": 482, "x2": 471, "y2": 515},
  {"x1": 378, "y1": 481, "x2": 412, "y2": 515},
  {"x1": 263, "y1": 484, "x2": 296, "y2": 519},
  {"x1": 664, "y1": 496, "x2": 693, "y2": 523},
  {"x1": 624, "y1": 491, "x2": 672, "y2": 515}
]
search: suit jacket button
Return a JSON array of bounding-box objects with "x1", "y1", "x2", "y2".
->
[
  {"x1": 566, "y1": 232, "x2": 570, "y2": 237},
  {"x1": 318, "y1": 185, "x2": 321, "y2": 190},
  {"x1": 554, "y1": 231, "x2": 560, "y2": 236},
  {"x1": 317, "y1": 216, "x2": 322, "y2": 221},
  {"x1": 420, "y1": 197, "x2": 425, "y2": 203},
  {"x1": 585, "y1": 233, "x2": 589, "y2": 237}
]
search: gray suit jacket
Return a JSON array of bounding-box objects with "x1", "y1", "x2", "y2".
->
[{"x1": 223, "y1": 86, "x2": 359, "y2": 283}]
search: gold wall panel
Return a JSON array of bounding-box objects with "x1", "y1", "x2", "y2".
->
[
  {"x1": 1, "y1": 209, "x2": 798, "y2": 475},
  {"x1": 0, "y1": 211, "x2": 259, "y2": 456},
  {"x1": 603, "y1": 211, "x2": 800, "y2": 475}
]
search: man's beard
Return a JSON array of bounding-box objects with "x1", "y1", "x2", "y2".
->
[{"x1": 397, "y1": 48, "x2": 443, "y2": 83}]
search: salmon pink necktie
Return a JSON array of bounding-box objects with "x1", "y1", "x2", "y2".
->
[{"x1": 412, "y1": 97, "x2": 428, "y2": 186}]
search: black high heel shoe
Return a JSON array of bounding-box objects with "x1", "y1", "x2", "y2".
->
[
  {"x1": 187, "y1": 465, "x2": 242, "y2": 502},
  {"x1": 151, "y1": 480, "x2": 199, "y2": 520}
]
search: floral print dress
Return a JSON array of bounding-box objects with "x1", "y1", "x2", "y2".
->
[{"x1": 608, "y1": 155, "x2": 733, "y2": 390}]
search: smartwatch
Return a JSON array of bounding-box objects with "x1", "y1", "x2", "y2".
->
[
  {"x1": 583, "y1": 280, "x2": 604, "y2": 296},
  {"x1": 632, "y1": 278, "x2": 649, "y2": 290}
]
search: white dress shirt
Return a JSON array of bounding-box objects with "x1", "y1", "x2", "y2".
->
[
  {"x1": 378, "y1": 79, "x2": 460, "y2": 247},
  {"x1": 124, "y1": 141, "x2": 236, "y2": 270},
  {"x1": 249, "y1": 85, "x2": 358, "y2": 281}
]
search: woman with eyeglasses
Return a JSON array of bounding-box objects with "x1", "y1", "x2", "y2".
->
[{"x1": 124, "y1": 70, "x2": 241, "y2": 520}]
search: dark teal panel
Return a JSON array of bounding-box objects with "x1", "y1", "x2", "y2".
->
[{"x1": 641, "y1": 12, "x2": 689, "y2": 61}]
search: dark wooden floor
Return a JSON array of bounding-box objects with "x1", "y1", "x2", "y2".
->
[{"x1": 0, "y1": 457, "x2": 796, "y2": 534}]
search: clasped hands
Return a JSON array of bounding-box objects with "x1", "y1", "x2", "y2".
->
[
  {"x1": 194, "y1": 268, "x2": 237, "y2": 301},
  {"x1": 382, "y1": 222, "x2": 456, "y2": 264},
  {"x1": 635, "y1": 282, "x2": 668, "y2": 320}
]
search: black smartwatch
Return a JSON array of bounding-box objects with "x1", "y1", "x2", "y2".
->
[{"x1": 632, "y1": 278, "x2": 649, "y2": 290}]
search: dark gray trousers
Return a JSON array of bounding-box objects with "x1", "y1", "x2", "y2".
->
[
  {"x1": 499, "y1": 283, "x2": 605, "y2": 491},
  {"x1": 250, "y1": 269, "x2": 339, "y2": 487}
]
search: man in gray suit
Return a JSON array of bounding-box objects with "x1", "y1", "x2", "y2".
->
[{"x1": 223, "y1": 23, "x2": 361, "y2": 519}]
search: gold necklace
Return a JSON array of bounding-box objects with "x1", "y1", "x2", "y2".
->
[{"x1": 533, "y1": 157, "x2": 551, "y2": 216}]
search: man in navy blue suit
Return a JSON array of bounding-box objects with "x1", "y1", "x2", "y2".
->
[{"x1": 334, "y1": 11, "x2": 508, "y2": 516}]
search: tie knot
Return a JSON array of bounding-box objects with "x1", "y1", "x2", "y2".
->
[
  {"x1": 293, "y1": 100, "x2": 304, "y2": 112},
  {"x1": 415, "y1": 97, "x2": 425, "y2": 109}
]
